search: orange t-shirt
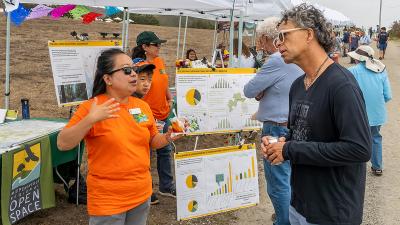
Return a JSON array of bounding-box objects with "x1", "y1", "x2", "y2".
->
[
  {"x1": 143, "y1": 57, "x2": 170, "y2": 120},
  {"x1": 66, "y1": 94, "x2": 158, "y2": 216}
]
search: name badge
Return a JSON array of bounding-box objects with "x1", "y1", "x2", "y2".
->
[{"x1": 129, "y1": 108, "x2": 141, "y2": 115}]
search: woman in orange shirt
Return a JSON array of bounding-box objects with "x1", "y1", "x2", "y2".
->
[
  {"x1": 131, "y1": 31, "x2": 176, "y2": 198},
  {"x1": 57, "y1": 48, "x2": 179, "y2": 225}
]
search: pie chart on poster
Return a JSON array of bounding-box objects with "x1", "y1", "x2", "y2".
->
[
  {"x1": 187, "y1": 200, "x2": 198, "y2": 212},
  {"x1": 186, "y1": 175, "x2": 198, "y2": 188},
  {"x1": 186, "y1": 89, "x2": 201, "y2": 106}
]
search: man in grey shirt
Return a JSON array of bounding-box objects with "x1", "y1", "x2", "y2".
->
[{"x1": 243, "y1": 17, "x2": 303, "y2": 225}]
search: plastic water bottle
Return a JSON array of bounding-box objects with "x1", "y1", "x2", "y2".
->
[{"x1": 21, "y1": 98, "x2": 30, "y2": 119}]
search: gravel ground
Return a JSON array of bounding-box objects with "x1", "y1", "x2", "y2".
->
[{"x1": 1, "y1": 16, "x2": 400, "y2": 224}]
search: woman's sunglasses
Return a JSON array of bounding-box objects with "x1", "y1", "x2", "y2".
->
[
  {"x1": 109, "y1": 66, "x2": 138, "y2": 75},
  {"x1": 149, "y1": 43, "x2": 161, "y2": 47},
  {"x1": 273, "y1": 28, "x2": 309, "y2": 49}
]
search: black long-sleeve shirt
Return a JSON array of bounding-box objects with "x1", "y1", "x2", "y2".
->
[{"x1": 283, "y1": 63, "x2": 372, "y2": 225}]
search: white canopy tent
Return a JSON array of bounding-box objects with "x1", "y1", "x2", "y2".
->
[
  {"x1": 20, "y1": 0, "x2": 234, "y2": 10},
  {"x1": 128, "y1": 0, "x2": 293, "y2": 64},
  {"x1": 290, "y1": 0, "x2": 353, "y2": 25},
  {"x1": 4, "y1": 0, "x2": 235, "y2": 109}
]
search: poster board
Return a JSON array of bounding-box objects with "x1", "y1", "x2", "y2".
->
[
  {"x1": 48, "y1": 40, "x2": 122, "y2": 107},
  {"x1": 176, "y1": 68, "x2": 262, "y2": 134},
  {"x1": 175, "y1": 144, "x2": 259, "y2": 220}
]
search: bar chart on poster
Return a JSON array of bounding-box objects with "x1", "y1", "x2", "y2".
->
[
  {"x1": 176, "y1": 68, "x2": 262, "y2": 134},
  {"x1": 174, "y1": 144, "x2": 259, "y2": 220}
]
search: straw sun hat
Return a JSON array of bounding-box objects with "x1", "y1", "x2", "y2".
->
[{"x1": 347, "y1": 45, "x2": 386, "y2": 73}]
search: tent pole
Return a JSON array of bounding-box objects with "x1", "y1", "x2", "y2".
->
[
  {"x1": 124, "y1": 8, "x2": 130, "y2": 52},
  {"x1": 181, "y1": 16, "x2": 189, "y2": 59},
  {"x1": 238, "y1": 10, "x2": 244, "y2": 67},
  {"x1": 176, "y1": 15, "x2": 182, "y2": 59},
  {"x1": 229, "y1": 9, "x2": 235, "y2": 67},
  {"x1": 252, "y1": 22, "x2": 257, "y2": 47},
  {"x1": 121, "y1": 8, "x2": 127, "y2": 50},
  {"x1": 211, "y1": 19, "x2": 218, "y2": 57},
  {"x1": 5, "y1": 13, "x2": 11, "y2": 109}
]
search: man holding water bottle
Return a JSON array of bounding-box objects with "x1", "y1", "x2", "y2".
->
[{"x1": 243, "y1": 17, "x2": 303, "y2": 225}]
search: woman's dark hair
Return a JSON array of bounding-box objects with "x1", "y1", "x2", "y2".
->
[
  {"x1": 186, "y1": 49, "x2": 198, "y2": 60},
  {"x1": 92, "y1": 48, "x2": 125, "y2": 98},
  {"x1": 131, "y1": 45, "x2": 147, "y2": 59}
]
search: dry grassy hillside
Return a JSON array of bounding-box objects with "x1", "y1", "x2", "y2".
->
[{"x1": 0, "y1": 16, "x2": 221, "y2": 117}]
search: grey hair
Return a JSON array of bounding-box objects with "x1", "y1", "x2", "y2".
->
[
  {"x1": 256, "y1": 17, "x2": 280, "y2": 39},
  {"x1": 278, "y1": 3, "x2": 334, "y2": 53}
]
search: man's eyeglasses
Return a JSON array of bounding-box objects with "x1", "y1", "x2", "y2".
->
[
  {"x1": 109, "y1": 66, "x2": 138, "y2": 75},
  {"x1": 273, "y1": 28, "x2": 308, "y2": 49}
]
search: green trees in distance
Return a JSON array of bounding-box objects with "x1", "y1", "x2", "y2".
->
[{"x1": 388, "y1": 21, "x2": 400, "y2": 39}]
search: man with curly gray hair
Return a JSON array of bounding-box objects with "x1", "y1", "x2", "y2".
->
[
  {"x1": 244, "y1": 17, "x2": 303, "y2": 225},
  {"x1": 261, "y1": 3, "x2": 372, "y2": 225}
]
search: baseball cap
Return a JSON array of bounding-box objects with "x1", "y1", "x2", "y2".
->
[
  {"x1": 132, "y1": 58, "x2": 156, "y2": 73},
  {"x1": 136, "y1": 31, "x2": 167, "y2": 46}
]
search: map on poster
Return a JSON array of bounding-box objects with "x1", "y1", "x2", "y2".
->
[
  {"x1": 48, "y1": 40, "x2": 122, "y2": 107},
  {"x1": 175, "y1": 144, "x2": 259, "y2": 221},
  {"x1": 0, "y1": 120, "x2": 66, "y2": 153},
  {"x1": 176, "y1": 68, "x2": 262, "y2": 134}
]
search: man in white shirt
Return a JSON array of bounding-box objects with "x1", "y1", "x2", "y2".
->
[{"x1": 359, "y1": 31, "x2": 372, "y2": 45}]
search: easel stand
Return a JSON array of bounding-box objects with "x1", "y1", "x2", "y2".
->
[
  {"x1": 211, "y1": 49, "x2": 225, "y2": 68},
  {"x1": 190, "y1": 130, "x2": 258, "y2": 151}
]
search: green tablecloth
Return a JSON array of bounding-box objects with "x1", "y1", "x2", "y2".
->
[{"x1": 0, "y1": 119, "x2": 84, "y2": 225}]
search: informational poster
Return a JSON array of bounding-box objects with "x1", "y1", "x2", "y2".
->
[
  {"x1": 48, "y1": 40, "x2": 122, "y2": 107},
  {"x1": 175, "y1": 144, "x2": 259, "y2": 220},
  {"x1": 176, "y1": 68, "x2": 262, "y2": 134}
]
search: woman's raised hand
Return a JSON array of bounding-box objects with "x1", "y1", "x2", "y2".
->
[{"x1": 87, "y1": 97, "x2": 120, "y2": 123}]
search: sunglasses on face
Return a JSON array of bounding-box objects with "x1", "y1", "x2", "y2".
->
[
  {"x1": 273, "y1": 28, "x2": 308, "y2": 49},
  {"x1": 109, "y1": 66, "x2": 138, "y2": 75},
  {"x1": 149, "y1": 43, "x2": 161, "y2": 47}
]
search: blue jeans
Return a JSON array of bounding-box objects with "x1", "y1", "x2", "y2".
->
[
  {"x1": 262, "y1": 122, "x2": 291, "y2": 225},
  {"x1": 370, "y1": 125, "x2": 382, "y2": 170},
  {"x1": 157, "y1": 119, "x2": 174, "y2": 192},
  {"x1": 289, "y1": 206, "x2": 318, "y2": 225}
]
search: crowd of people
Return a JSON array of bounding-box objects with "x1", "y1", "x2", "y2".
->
[{"x1": 56, "y1": 3, "x2": 392, "y2": 225}]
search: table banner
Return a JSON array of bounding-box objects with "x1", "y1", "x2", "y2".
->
[{"x1": 1, "y1": 136, "x2": 55, "y2": 225}]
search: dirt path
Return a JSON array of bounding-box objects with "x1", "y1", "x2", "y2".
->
[
  {"x1": 1, "y1": 16, "x2": 399, "y2": 224},
  {"x1": 233, "y1": 41, "x2": 400, "y2": 225}
]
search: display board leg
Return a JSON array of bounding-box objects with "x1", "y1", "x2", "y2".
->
[{"x1": 194, "y1": 135, "x2": 199, "y2": 150}]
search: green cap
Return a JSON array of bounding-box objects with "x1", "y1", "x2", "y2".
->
[{"x1": 136, "y1": 31, "x2": 167, "y2": 46}]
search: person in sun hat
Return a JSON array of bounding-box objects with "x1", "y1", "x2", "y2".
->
[
  {"x1": 348, "y1": 45, "x2": 392, "y2": 177},
  {"x1": 131, "y1": 32, "x2": 177, "y2": 200}
]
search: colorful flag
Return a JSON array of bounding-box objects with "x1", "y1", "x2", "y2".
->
[
  {"x1": 2, "y1": 0, "x2": 19, "y2": 12},
  {"x1": 10, "y1": 4, "x2": 29, "y2": 26},
  {"x1": 105, "y1": 6, "x2": 122, "y2": 16},
  {"x1": 69, "y1": 5, "x2": 91, "y2": 19},
  {"x1": 25, "y1": 4, "x2": 53, "y2": 20},
  {"x1": 82, "y1": 12, "x2": 103, "y2": 24},
  {"x1": 50, "y1": 4, "x2": 75, "y2": 19}
]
